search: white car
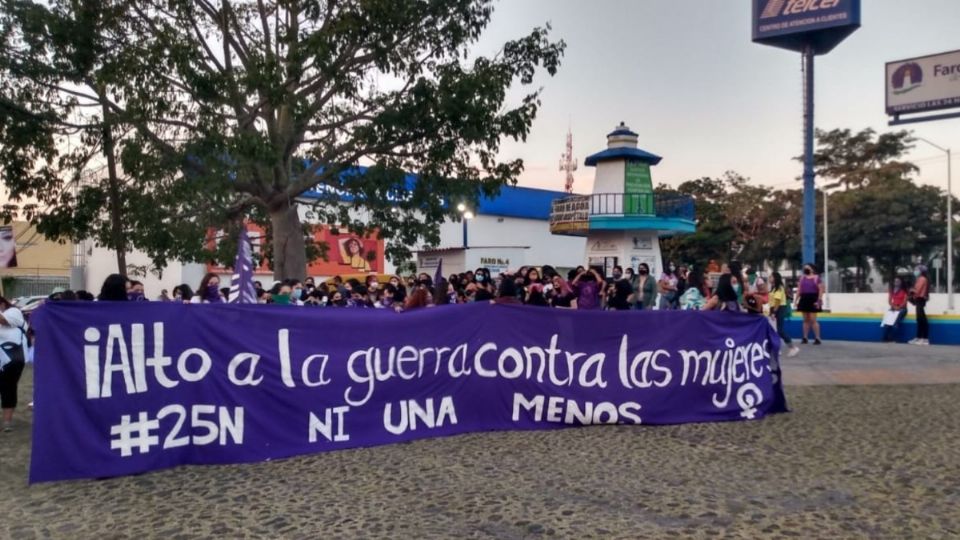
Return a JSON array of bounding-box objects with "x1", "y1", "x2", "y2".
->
[{"x1": 12, "y1": 295, "x2": 46, "y2": 313}]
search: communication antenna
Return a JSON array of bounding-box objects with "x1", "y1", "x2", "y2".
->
[{"x1": 559, "y1": 127, "x2": 577, "y2": 193}]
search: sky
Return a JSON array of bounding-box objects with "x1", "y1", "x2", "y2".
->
[{"x1": 476, "y1": 0, "x2": 960, "y2": 194}]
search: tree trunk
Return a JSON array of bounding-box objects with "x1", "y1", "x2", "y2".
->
[
  {"x1": 270, "y1": 202, "x2": 307, "y2": 281},
  {"x1": 101, "y1": 101, "x2": 127, "y2": 275}
]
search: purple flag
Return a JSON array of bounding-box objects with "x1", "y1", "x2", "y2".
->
[
  {"x1": 229, "y1": 228, "x2": 257, "y2": 304},
  {"x1": 434, "y1": 257, "x2": 443, "y2": 286}
]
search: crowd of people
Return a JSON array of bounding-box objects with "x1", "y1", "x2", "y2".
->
[{"x1": 0, "y1": 259, "x2": 936, "y2": 433}]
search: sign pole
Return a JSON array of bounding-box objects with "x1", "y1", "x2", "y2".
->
[
  {"x1": 823, "y1": 188, "x2": 829, "y2": 309},
  {"x1": 802, "y1": 45, "x2": 817, "y2": 266},
  {"x1": 948, "y1": 148, "x2": 954, "y2": 311}
]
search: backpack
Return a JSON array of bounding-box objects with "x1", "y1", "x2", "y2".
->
[{"x1": 0, "y1": 313, "x2": 27, "y2": 372}]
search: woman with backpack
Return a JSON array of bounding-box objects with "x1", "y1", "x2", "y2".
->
[
  {"x1": 0, "y1": 295, "x2": 28, "y2": 432},
  {"x1": 769, "y1": 273, "x2": 800, "y2": 357},
  {"x1": 795, "y1": 263, "x2": 824, "y2": 345}
]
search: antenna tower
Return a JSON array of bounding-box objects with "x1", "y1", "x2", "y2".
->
[{"x1": 559, "y1": 128, "x2": 577, "y2": 193}]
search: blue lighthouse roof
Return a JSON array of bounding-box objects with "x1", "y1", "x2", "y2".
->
[
  {"x1": 607, "y1": 127, "x2": 638, "y2": 137},
  {"x1": 584, "y1": 147, "x2": 663, "y2": 167}
]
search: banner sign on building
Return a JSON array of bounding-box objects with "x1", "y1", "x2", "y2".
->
[
  {"x1": 624, "y1": 161, "x2": 654, "y2": 215},
  {"x1": 886, "y1": 49, "x2": 960, "y2": 116},
  {"x1": 30, "y1": 303, "x2": 786, "y2": 483},
  {"x1": 752, "y1": 0, "x2": 861, "y2": 54},
  {"x1": 549, "y1": 196, "x2": 591, "y2": 234}
]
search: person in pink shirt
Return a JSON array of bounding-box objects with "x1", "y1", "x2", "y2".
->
[{"x1": 882, "y1": 277, "x2": 908, "y2": 343}]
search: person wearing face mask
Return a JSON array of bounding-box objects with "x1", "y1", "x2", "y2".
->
[
  {"x1": 908, "y1": 265, "x2": 930, "y2": 345},
  {"x1": 272, "y1": 284, "x2": 295, "y2": 305},
  {"x1": 285, "y1": 279, "x2": 306, "y2": 306},
  {"x1": 191, "y1": 273, "x2": 224, "y2": 304},
  {"x1": 703, "y1": 274, "x2": 741, "y2": 312},
  {"x1": 634, "y1": 263, "x2": 656, "y2": 310},
  {"x1": 795, "y1": 263, "x2": 824, "y2": 344},
  {"x1": 657, "y1": 263, "x2": 679, "y2": 310},
  {"x1": 329, "y1": 291, "x2": 348, "y2": 307},
  {"x1": 882, "y1": 276, "x2": 909, "y2": 343}
]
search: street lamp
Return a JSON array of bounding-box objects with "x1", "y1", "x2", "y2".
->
[
  {"x1": 458, "y1": 205, "x2": 474, "y2": 248},
  {"x1": 822, "y1": 181, "x2": 843, "y2": 310},
  {"x1": 915, "y1": 137, "x2": 954, "y2": 312}
]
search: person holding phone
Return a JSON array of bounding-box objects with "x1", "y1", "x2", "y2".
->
[{"x1": 570, "y1": 266, "x2": 604, "y2": 310}]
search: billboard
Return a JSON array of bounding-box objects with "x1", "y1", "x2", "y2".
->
[
  {"x1": 0, "y1": 225, "x2": 17, "y2": 268},
  {"x1": 752, "y1": 0, "x2": 860, "y2": 54},
  {"x1": 207, "y1": 223, "x2": 384, "y2": 277},
  {"x1": 886, "y1": 50, "x2": 960, "y2": 116},
  {"x1": 549, "y1": 196, "x2": 590, "y2": 234}
]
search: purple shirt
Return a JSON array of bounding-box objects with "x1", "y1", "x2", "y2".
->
[
  {"x1": 798, "y1": 275, "x2": 820, "y2": 295},
  {"x1": 573, "y1": 281, "x2": 601, "y2": 310}
]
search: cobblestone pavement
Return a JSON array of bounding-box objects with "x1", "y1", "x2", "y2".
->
[{"x1": 3, "y1": 354, "x2": 960, "y2": 539}]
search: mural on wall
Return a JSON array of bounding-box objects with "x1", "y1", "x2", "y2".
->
[
  {"x1": 0, "y1": 225, "x2": 17, "y2": 268},
  {"x1": 207, "y1": 223, "x2": 384, "y2": 277}
]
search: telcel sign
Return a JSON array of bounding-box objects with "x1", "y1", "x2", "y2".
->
[
  {"x1": 752, "y1": 0, "x2": 861, "y2": 54},
  {"x1": 886, "y1": 50, "x2": 960, "y2": 116}
]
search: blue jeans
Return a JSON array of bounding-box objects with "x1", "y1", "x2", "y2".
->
[{"x1": 883, "y1": 308, "x2": 907, "y2": 342}]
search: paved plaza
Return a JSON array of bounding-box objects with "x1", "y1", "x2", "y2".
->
[{"x1": 2, "y1": 341, "x2": 959, "y2": 539}]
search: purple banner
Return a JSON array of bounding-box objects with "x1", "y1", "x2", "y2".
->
[{"x1": 29, "y1": 303, "x2": 787, "y2": 483}]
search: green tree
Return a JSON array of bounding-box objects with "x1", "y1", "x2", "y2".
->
[
  {"x1": 1, "y1": 0, "x2": 564, "y2": 279},
  {"x1": 810, "y1": 127, "x2": 958, "y2": 289},
  {"x1": 810, "y1": 128, "x2": 918, "y2": 189},
  {"x1": 829, "y1": 177, "x2": 947, "y2": 284},
  {"x1": 657, "y1": 176, "x2": 735, "y2": 266}
]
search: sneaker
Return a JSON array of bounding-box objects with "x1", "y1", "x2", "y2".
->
[
  {"x1": 919, "y1": 339, "x2": 930, "y2": 346},
  {"x1": 814, "y1": 339, "x2": 822, "y2": 345},
  {"x1": 787, "y1": 347, "x2": 800, "y2": 357},
  {"x1": 801, "y1": 338, "x2": 809, "y2": 344},
  {"x1": 908, "y1": 338, "x2": 919, "y2": 344},
  {"x1": 2, "y1": 424, "x2": 11, "y2": 433}
]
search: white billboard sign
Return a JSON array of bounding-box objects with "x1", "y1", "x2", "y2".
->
[{"x1": 886, "y1": 49, "x2": 960, "y2": 116}]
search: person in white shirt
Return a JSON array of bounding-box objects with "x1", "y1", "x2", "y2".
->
[{"x1": 0, "y1": 296, "x2": 27, "y2": 432}]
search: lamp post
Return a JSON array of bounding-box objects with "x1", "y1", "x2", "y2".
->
[
  {"x1": 457, "y1": 204, "x2": 474, "y2": 249},
  {"x1": 915, "y1": 138, "x2": 953, "y2": 312},
  {"x1": 822, "y1": 181, "x2": 843, "y2": 311}
]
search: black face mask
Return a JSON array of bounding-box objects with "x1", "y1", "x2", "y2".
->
[
  {"x1": 804, "y1": 268, "x2": 812, "y2": 275},
  {"x1": 639, "y1": 270, "x2": 648, "y2": 276}
]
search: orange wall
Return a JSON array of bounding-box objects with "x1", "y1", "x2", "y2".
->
[{"x1": 207, "y1": 223, "x2": 384, "y2": 277}]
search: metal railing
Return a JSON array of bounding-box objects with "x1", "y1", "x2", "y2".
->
[{"x1": 550, "y1": 193, "x2": 695, "y2": 220}]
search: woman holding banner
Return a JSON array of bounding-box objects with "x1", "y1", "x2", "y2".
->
[{"x1": 0, "y1": 296, "x2": 27, "y2": 432}]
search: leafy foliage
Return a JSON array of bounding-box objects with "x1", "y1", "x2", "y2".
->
[{"x1": 1, "y1": 0, "x2": 564, "y2": 278}]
